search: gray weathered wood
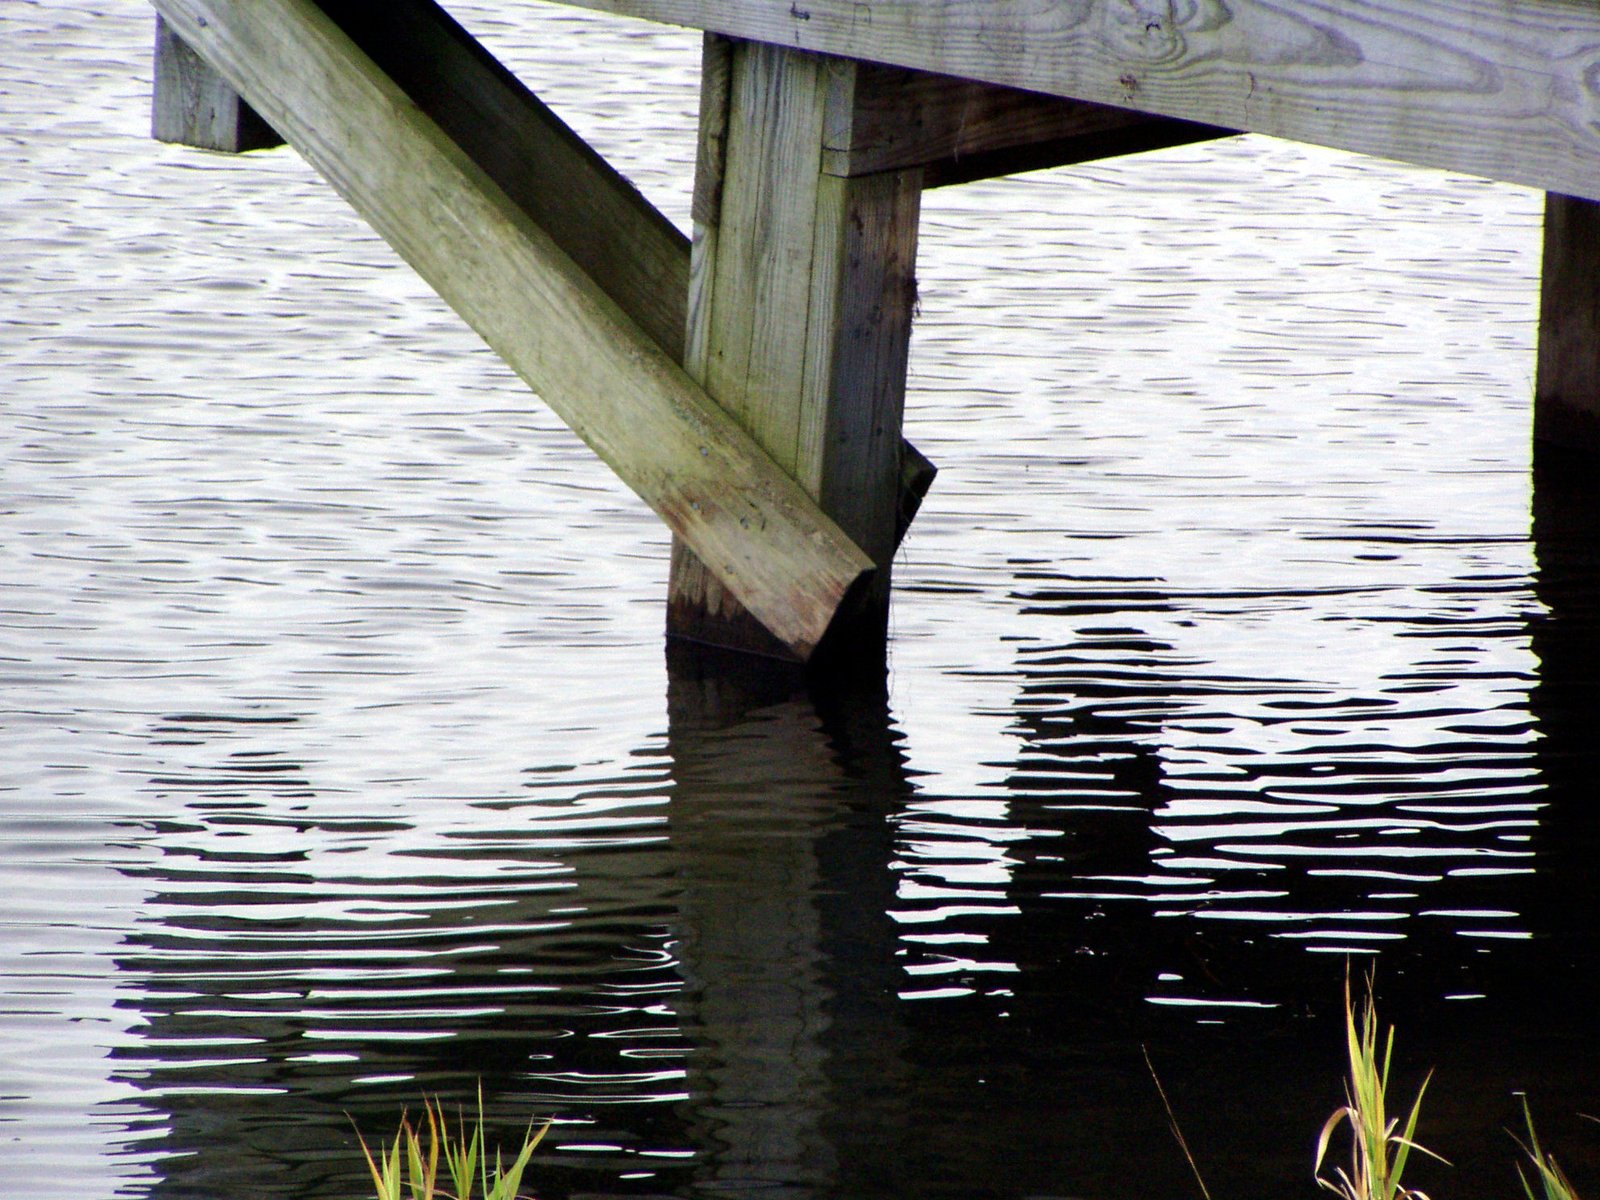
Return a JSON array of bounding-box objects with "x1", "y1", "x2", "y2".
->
[
  {"x1": 669, "y1": 39, "x2": 922, "y2": 657},
  {"x1": 1536, "y1": 193, "x2": 1600, "y2": 453},
  {"x1": 692, "y1": 32, "x2": 734, "y2": 228},
  {"x1": 152, "y1": 15, "x2": 282, "y2": 152},
  {"x1": 149, "y1": 0, "x2": 873, "y2": 661},
  {"x1": 320, "y1": 0, "x2": 690, "y2": 362},
  {"x1": 548, "y1": 0, "x2": 1600, "y2": 204},
  {"x1": 822, "y1": 60, "x2": 1232, "y2": 186},
  {"x1": 896, "y1": 439, "x2": 936, "y2": 547}
]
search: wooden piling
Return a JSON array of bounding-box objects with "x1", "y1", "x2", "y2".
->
[
  {"x1": 1536, "y1": 194, "x2": 1600, "y2": 454},
  {"x1": 152, "y1": 16, "x2": 282, "y2": 152},
  {"x1": 667, "y1": 39, "x2": 1218, "y2": 658},
  {"x1": 149, "y1": 0, "x2": 874, "y2": 661},
  {"x1": 669, "y1": 38, "x2": 923, "y2": 658}
]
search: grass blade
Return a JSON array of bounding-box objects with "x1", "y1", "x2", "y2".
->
[
  {"x1": 1143, "y1": 1045, "x2": 1211, "y2": 1200},
  {"x1": 1315, "y1": 971, "x2": 1444, "y2": 1200},
  {"x1": 1515, "y1": 1099, "x2": 1583, "y2": 1200},
  {"x1": 490, "y1": 1120, "x2": 549, "y2": 1200}
]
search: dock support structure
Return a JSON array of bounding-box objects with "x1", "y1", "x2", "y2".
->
[
  {"x1": 152, "y1": 16, "x2": 281, "y2": 152},
  {"x1": 666, "y1": 39, "x2": 1227, "y2": 661},
  {"x1": 146, "y1": 0, "x2": 1230, "y2": 667},
  {"x1": 669, "y1": 39, "x2": 924, "y2": 661},
  {"x1": 1536, "y1": 194, "x2": 1600, "y2": 454},
  {"x1": 148, "y1": 0, "x2": 877, "y2": 662}
]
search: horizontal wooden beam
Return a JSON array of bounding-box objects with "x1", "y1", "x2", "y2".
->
[
  {"x1": 821, "y1": 60, "x2": 1233, "y2": 187},
  {"x1": 149, "y1": 0, "x2": 874, "y2": 660},
  {"x1": 545, "y1": 0, "x2": 1600, "y2": 203}
]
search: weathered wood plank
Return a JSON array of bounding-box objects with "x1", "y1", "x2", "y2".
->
[
  {"x1": 152, "y1": 15, "x2": 282, "y2": 152},
  {"x1": 149, "y1": 0, "x2": 873, "y2": 661},
  {"x1": 801, "y1": 166, "x2": 922, "y2": 572},
  {"x1": 822, "y1": 60, "x2": 1232, "y2": 185},
  {"x1": 669, "y1": 39, "x2": 922, "y2": 658},
  {"x1": 546, "y1": 0, "x2": 1600, "y2": 203},
  {"x1": 692, "y1": 32, "x2": 734, "y2": 228},
  {"x1": 320, "y1": 0, "x2": 690, "y2": 362},
  {"x1": 672, "y1": 39, "x2": 838, "y2": 660},
  {"x1": 707, "y1": 41, "x2": 831, "y2": 457},
  {"x1": 1536, "y1": 193, "x2": 1600, "y2": 453}
]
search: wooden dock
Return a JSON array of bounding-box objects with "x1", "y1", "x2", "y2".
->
[{"x1": 147, "y1": 0, "x2": 1600, "y2": 665}]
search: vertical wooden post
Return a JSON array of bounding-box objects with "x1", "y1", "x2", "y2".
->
[
  {"x1": 669, "y1": 37, "x2": 923, "y2": 661},
  {"x1": 1535, "y1": 193, "x2": 1600, "y2": 452},
  {"x1": 152, "y1": 15, "x2": 282, "y2": 152}
]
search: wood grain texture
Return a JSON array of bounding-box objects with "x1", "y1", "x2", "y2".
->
[
  {"x1": 801, "y1": 167, "x2": 922, "y2": 569},
  {"x1": 1536, "y1": 193, "x2": 1600, "y2": 452},
  {"x1": 148, "y1": 0, "x2": 872, "y2": 661},
  {"x1": 669, "y1": 38, "x2": 923, "y2": 657},
  {"x1": 152, "y1": 15, "x2": 282, "y2": 152},
  {"x1": 822, "y1": 60, "x2": 1232, "y2": 183},
  {"x1": 705, "y1": 40, "x2": 831, "y2": 461},
  {"x1": 320, "y1": 0, "x2": 690, "y2": 361},
  {"x1": 544, "y1": 0, "x2": 1600, "y2": 202},
  {"x1": 692, "y1": 33, "x2": 734, "y2": 227}
]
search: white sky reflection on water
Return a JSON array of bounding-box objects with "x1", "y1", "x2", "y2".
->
[{"x1": 0, "y1": 0, "x2": 1564, "y2": 1196}]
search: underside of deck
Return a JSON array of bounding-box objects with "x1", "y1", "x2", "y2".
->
[{"x1": 542, "y1": 0, "x2": 1600, "y2": 206}]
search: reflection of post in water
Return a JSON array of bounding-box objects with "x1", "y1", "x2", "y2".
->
[
  {"x1": 1526, "y1": 444, "x2": 1600, "y2": 1022},
  {"x1": 663, "y1": 646, "x2": 911, "y2": 1199},
  {"x1": 1522, "y1": 204, "x2": 1600, "y2": 1157}
]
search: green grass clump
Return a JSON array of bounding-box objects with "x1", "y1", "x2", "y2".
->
[
  {"x1": 1314, "y1": 975, "x2": 1447, "y2": 1200},
  {"x1": 1142, "y1": 972, "x2": 1591, "y2": 1200},
  {"x1": 1517, "y1": 1100, "x2": 1583, "y2": 1200},
  {"x1": 354, "y1": 1090, "x2": 548, "y2": 1200}
]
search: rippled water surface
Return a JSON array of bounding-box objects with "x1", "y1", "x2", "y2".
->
[{"x1": 4, "y1": 3, "x2": 1598, "y2": 1198}]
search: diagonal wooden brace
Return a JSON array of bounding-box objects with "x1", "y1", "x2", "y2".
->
[{"x1": 147, "y1": 0, "x2": 874, "y2": 661}]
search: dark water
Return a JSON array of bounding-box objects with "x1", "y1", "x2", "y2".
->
[{"x1": 3, "y1": 2, "x2": 1597, "y2": 1198}]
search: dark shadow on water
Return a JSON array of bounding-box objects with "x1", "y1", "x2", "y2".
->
[
  {"x1": 1515, "y1": 441, "x2": 1600, "y2": 1184},
  {"x1": 663, "y1": 644, "x2": 912, "y2": 1199},
  {"x1": 951, "y1": 454, "x2": 1600, "y2": 1197},
  {"x1": 98, "y1": 476, "x2": 1600, "y2": 1199}
]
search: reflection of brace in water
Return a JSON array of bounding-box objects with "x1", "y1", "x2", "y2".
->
[{"x1": 946, "y1": 547, "x2": 1595, "y2": 1197}]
